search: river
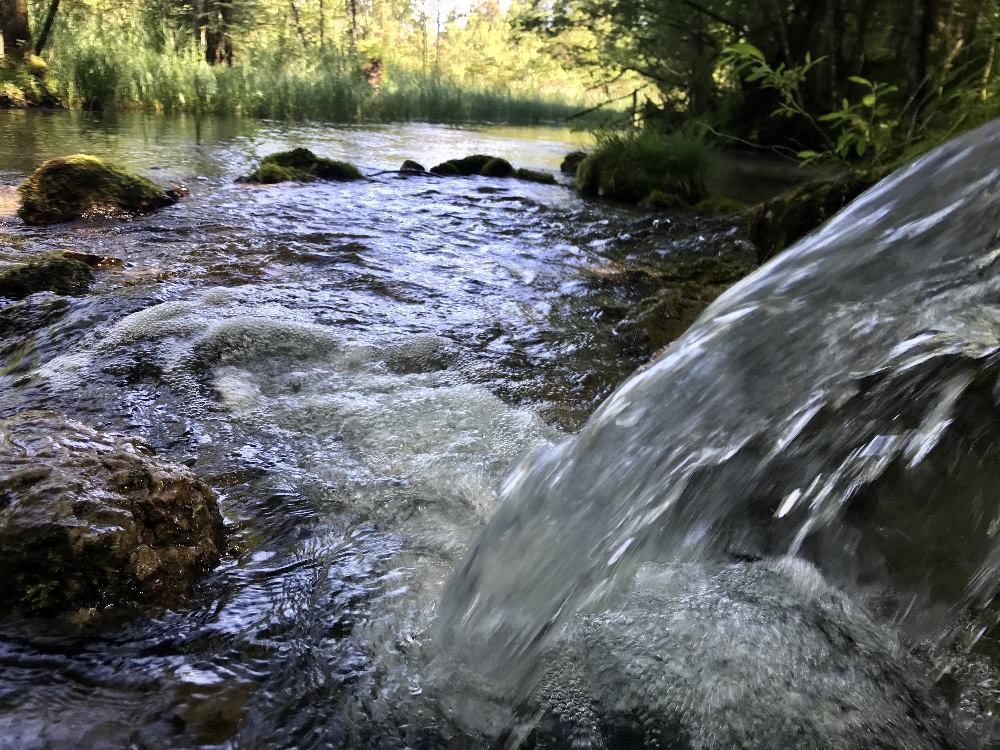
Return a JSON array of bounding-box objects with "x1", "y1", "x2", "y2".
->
[{"x1": 0, "y1": 111, "x2": 754, "y2": 748}]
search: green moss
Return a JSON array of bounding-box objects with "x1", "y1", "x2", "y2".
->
[
  {"x1": 641, "y1": 190, "x2": 690, "y2": 210},
  {"x1": 0, "y1": 254, "x2": 94, "y2": 299},
  {"x1": 576, "y1": 130, "x2": 714, "y2": 205},
  {"x1": 0, "y1": 60, "x2": 60, "y2": 109},
  {"x1": 560, "y1": 151, "x2": 587, "y2": 175},
  {"x1": 254, "y1": 162, "x2": 299, "y2": 184},
  {"x1": 693, "y1": 195, "x2": 748, "y2": 216},
  {"x1": 18, "y1": 154, "x2": 178, "y2": 225},
  {"x1": 480, "y1": 157, "x2": 514, "y2": 177},
  {"x1": 242, "y1": 148, "x2": 363, "y2": 183},
  {"x1": 747, "y1": 166, "x2": 889, "y2": 262},
  {"x1": 514, "y1": 168, "x2": 558, "y2": 185},
  {"x1": 430, "y1": 154, "x2": 508, "y2": 177}
]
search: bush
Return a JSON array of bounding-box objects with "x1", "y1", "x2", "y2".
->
[{"x1": 576, "y1": 130, "x2": 714, "y2": 204}]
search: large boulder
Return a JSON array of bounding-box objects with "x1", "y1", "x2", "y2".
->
[
  {"x1": 240, "y1": 148, "x2": 363, "y2": 184},
  {"x1": 17, "y1": 154, "x2": 183, "y2": 226},
  {"x1": 0, "y1": 411, "x2": 225, "y2": 614}
]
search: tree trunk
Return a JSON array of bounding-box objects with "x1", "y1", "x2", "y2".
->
[
  {"x1": 34, "y1": 0, "x2": 59, "y2": 57},
  {"x1": 0, "y1": 0, "x2": 32, "y2": 62}
]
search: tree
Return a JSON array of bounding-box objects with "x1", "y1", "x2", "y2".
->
[{"x1": 0, "y1": 0, "x2": 32, "y2": 61}]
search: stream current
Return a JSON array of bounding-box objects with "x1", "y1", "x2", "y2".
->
[{"x1": 0, "y1": 112, "x2": 753, "y2": 748}]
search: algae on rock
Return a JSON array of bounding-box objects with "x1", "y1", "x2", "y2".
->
[
  {"x1": 0, "y1": 254, "x2": 94, "y2": 300},
  {"x1": 18, "y1": 154, "x2": 181, "y2": 226},
  {"x1": 0, "y1": 411, "x2": 226, "y2": 615},
  {"x1": 241, "y1": 148, "x2": 363, "y2": 184},
  {"x1": 747, "y1": 168, "x2": 887, "y2": 262}
]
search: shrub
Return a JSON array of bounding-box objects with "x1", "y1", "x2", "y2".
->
[{"x1": 576, "y1": 129, "x2": 714, "y2": 204}]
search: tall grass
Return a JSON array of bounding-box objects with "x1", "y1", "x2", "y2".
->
[
  {"x1": 576, "y1": 129, "x2": 716, "y2": 204},
  {"x1": 43, "y1": 21, "x2": 587, "y2": 124}
]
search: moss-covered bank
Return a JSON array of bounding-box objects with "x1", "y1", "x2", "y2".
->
[
  {"x1": 747, "y1": 167, "x2": 890, "y2": 263},
  {"x1": 18, "y1": 154, "x2": 182, "y2": 225}
]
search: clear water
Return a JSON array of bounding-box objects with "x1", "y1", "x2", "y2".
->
[{"x1": 0, "y1": 111, "x2": 752, "y2": 747}]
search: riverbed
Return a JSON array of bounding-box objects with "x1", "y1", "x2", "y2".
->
[{"x1": 0, "y1": 111, "x2": 755, "y2": 747}]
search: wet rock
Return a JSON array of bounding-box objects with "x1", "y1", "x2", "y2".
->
[
  {"x1": 430, "y1": 154, "x2": 508, "y2": 177},
  {"x1": 748, "y1": 167, "x2": 887, "y2": 263},
  {"x1": 513, "y1": 558, "x2": 964, "y2": 749},
  {"x1": 400, "y1": 159, "x2": 426, "y2": 173},
  {"x1": 0, "y1": 411, "x2": 225, "y2": 614},
  {"x1": 0, "y1": 254, "x2": 94, "y2": 300},
  {"x1": 692, "y1": 194, "x2": 748, "y2": 216},
  {"x1": 240, "y1": 148, "x2": 363, "y2": 184},
  {"x1": 480, "y1": 157, "x2": 514, "y2": 178},
  {"x1": 560, "y1": 151, "x2": 587, "y2": 175},
  {"x1": 17, "y1": 155, "x2": 182, "y2": 226},
  {"x1": 513, "y1": 168, "x2": 557, "y2": 185},
  {"x1": 640, "y1": 189, "x2": 689, "y2": 210}
]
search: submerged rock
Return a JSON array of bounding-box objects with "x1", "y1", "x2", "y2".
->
[
  {"x1": 0, "y1": 411, "x2": 225, "y2": 614},
  {"x1": 17, "y1": 154, "x2": 183, "y2": 226},
  {"x1": 513, "y1": 168, "x2": 558, "y2": 185},
  {"x1": 509, "y1": 558, "x2": 963, "y2": 749},
  {"x1": 615, "y1": 253, "x2": 756, "y2": 352},
  {"x1": 240, "y1": 148, "x2": 364, "y2": 184},
  {"x1": 560, "y1": 151, "x2": 587, "y2": 175},
  {"x1": 0, "y1": 254, "x2": 94, "y2": 300}
]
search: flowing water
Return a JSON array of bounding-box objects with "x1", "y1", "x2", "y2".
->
[
  {"x1": 4, "y1": 110, "x2": 999, "y2": 748},
  {"x1": 0, "y1": 111, "x2": 754, "y2": 748},
  {"x1": 438, "y1": 119, "x2": 1000, "y2": 735}
]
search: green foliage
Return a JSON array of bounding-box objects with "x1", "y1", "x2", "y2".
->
[
  {"x1": 722, "y1": 43, "x2": 899, "y2": 165},
  {"x1": 576, "y1": 129, "x2": 713, "y2": 204},
  {"x1": 18, "y1": 154, "x2": 177, "y2": 225},
  {"x1": 241, "y1": 148, "x2": 363, "y2": 183},
  {"x1": 27, "y1": 0, "x2": 598, "y2": 123}
]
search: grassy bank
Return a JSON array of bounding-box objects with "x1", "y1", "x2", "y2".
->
[{"x1": 15, "y1": 10, "x2": 597, "y2": 125}]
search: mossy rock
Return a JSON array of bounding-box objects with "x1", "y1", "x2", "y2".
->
[
  {"x1": 0, "y1": 254, "x2": 94, "y2": 300},
  {"x1": 0, "y1": 58, "x2": 60, "y2": 109},
  {"x1": 400, "y1": 159, "x2": 426, "y2": 173},
  {"x1": 17, "y1": 154, "x2": 181, "y2": 226},
  {"x1": 481, "y1": 157, "x2": 514, "y2": 178},
  {"x1": 430, "y1": 154, "x2": 508, "y2": 177},
  {"x1": 693, "y1": 195, "x2": 748, "y2": 216},
  {"x1": 0, "y1": 411, "x2": 226, "y2": 615},
  {"x1": 241, "y1": 148, "x2": 363, "y2": 184},
  {"x1": 561, "y1": 151, "x2": 587, "y2": 175},
  {"x1": 430, "y1": 161, "x2": 462, "y2": 176},
  {"x1": 748, "y1": 167, "x2": 889, "y2": 263},
  {"x1": 514, "y1": 168, "x2": 558, "y2": 185},
  {"x1": 641, "y1": 190, "x2": 690, "y2": 210}
]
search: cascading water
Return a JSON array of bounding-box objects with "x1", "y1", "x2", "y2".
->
[{"x1": 436, "y1": 119, "x2": 1000, "y2": 707}]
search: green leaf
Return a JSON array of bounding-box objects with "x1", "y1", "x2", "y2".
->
[
  {"x1": 723, "y1": 42, "x2": 765, "y2": 61},
  {"x1": 862, "y1": 93, "x2": 876, "y2": 107},
  {"x1": 848, "y1": 75, "x2": 871, "y2": 87},
  {"x1": 797, "y1": 149, "x2": 819, "y2": 159},
  {"x1": 842, "y1": 97, "x2": 850, "y2": 110},
  {"x1": 856, "y1": 140, "x2": 867, "y2": 156}
]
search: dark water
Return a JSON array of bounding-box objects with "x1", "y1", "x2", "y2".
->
[{"x1": 0, "y1": 111, "x2": 751, "y2": 748}]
